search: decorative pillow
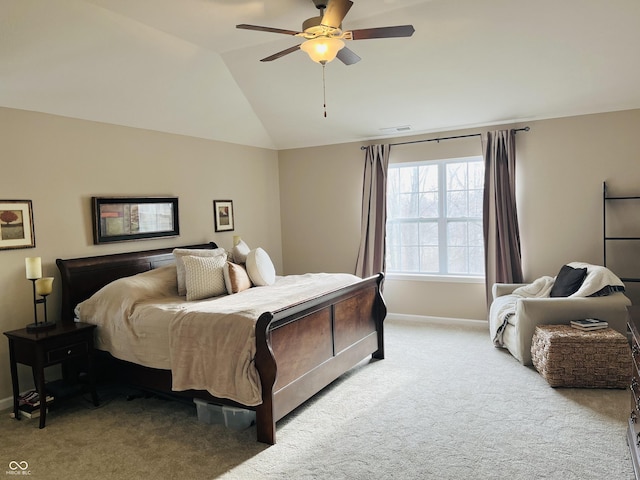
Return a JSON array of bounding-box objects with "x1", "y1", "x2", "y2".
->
[
  {"x1": 550, "y1": 264, "x2": 588, "y2": 297},
  {"x1": 223, "y1": 262, "x2": 252, "y2": 294},
  {"x1": 173, "y1": 248, "x2": 226, "y2": 296},
  {"x1": 232, "y1": 240, "x2": 251, "y2": 264},
  {"x1": 245, "y1": 248, "x2": 276, "y2": 286},
  {"x1": 182, "y1": 254, "x2": 227, "y2": 301}
]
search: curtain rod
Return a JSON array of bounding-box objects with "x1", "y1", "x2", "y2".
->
[{"x1": 360, "y1": 126, "x2": 530, "y2": 150}]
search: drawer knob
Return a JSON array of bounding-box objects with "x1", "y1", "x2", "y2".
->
[{"x1": 67, "y1": 349, "x2": 72, "y2": 355}]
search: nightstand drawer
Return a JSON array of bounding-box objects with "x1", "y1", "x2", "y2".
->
[{"x1": 47, "y1": 342, "x2": 88, "y2": 363}]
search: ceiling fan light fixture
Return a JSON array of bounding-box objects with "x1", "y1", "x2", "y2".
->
[{"x1": 300, "y1": 36, "x2": 345, "y2": 64}]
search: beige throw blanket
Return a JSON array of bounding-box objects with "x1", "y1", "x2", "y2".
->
[{"x1": 76, "y1": 266, "x2": 359, "y2": 406}]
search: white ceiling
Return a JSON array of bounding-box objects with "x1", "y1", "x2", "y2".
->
[{"x1": 2, "y1": 0, "x2": 640, "y2": 150}]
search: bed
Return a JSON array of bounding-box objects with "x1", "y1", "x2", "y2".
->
[{"x1": 56, "y1": 242, "x2": 386, "y2": 444}]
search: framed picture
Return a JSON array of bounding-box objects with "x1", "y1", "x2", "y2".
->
[
  {"x1": 213, "y1": 200, "x2": 234, "y2": 232},
  {"x1": 92, "y1": 196, "x2": 179, "y2": 244},
  {"x1": 0, "y1": 200, "x2": 35, "y2": 250}
]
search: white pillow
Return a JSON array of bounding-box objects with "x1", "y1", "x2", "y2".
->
[
  {"x1": 245, "y1": 248, "x2": 276, "y2": 286},
  {"x1": 232, "y1": 240, "x2": 251, "y2": 264},
  {"x1": 173, "y1": 248, "x2": 226, "y2": 296},
  {"x1": 182, "y1": 255, "x2": 227, "y2": 301}
]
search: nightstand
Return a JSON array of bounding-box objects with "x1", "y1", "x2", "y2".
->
[{"x1": 4, "y1": 322, "x2": 99, "y2": 428}]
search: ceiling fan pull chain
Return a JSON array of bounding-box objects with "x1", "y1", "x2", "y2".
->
[{"x1": 323, "y1": 64, "x2": 327, "y2": 118}]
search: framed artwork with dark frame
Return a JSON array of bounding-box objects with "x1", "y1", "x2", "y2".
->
[
  {"x1": 213, "y1": 200, "x2": 234, "y2": 232},
  {"x1": 92, "y1": 196, "x2": 179, "y2": 244},
  {"x1": 0, "y1": 200, "x2": 35, "y2": 250}
]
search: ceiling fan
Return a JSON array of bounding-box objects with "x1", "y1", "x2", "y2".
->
[{"x1": 236, "y1": 0, "x2": 415, "y2": 66}]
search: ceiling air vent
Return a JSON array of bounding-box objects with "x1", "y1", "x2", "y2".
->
[{"x1": 380, "y1": 125, "x2": 412, "y2": 134}]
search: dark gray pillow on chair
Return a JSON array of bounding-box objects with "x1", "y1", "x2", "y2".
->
[{"x1": 550, "y1": 264, "x2": 588, "y2": 297}]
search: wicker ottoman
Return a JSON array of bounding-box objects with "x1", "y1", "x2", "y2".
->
[{"x1": 530, "y1": 325, "x2": 631, "y2": 388}]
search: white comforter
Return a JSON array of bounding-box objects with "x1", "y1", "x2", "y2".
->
[{"x1": 76, "y1": 266, "x2": 360, "y2": 406}]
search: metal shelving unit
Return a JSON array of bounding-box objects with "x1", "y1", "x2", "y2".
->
[{"x1": 603, "y1": 181, "x2": 640, "y2": 283}]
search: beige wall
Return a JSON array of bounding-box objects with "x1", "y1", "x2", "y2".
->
[
  {"x1": 279, "y1": 109, "x2": 640, "y2": 320},
  {"x1": 278, "y1": 143, "x2": 365, "y2": 275},
  {"x1": 0, "y1": 107, "x2": 282, "y2": 402},
  {"x1": 3, "y1": 106, "x2": 640, "y2": 403}
]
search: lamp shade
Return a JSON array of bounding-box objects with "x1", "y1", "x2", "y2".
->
[
  {"x1": 35, "y1": 277, "x2": 54, "y2": 296},
  {"x1": 25, "y1": 257, "x2": 42, "y2": 279},
  {"x1": 300, "y1": 37, "x2": 345, "y2": 64}
]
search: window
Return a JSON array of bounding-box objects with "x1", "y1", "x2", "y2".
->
[{"x1": 386, "y1": 156, "x2": 485, "y2": 277}]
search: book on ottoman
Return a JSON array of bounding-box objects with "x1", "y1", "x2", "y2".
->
[{"x1": 570, "y1": 318, "x2": 608, "y2": 331}]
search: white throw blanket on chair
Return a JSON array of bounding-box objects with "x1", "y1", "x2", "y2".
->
[
  {"x1": 566, "y1": 262, "x2": 625, "y2": 297},
  {"x1": 489, "y1": 276, "x2": 555, "y2": 346},
  {"x1": 513, "y1": 276, "x2": 556, "y2": 298}
]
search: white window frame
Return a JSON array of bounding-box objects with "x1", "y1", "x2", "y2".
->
[{"x1": 386, "y1": 155, "x2": 485, "y2": 281}]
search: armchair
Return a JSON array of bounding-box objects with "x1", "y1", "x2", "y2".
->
[{"x1": 489, "y1": 282, "x2": 631, "y2": 366}]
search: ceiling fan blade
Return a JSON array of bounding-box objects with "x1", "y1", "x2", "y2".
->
[
  {"x1": 336, "y1": 47, "x2": 361, "y2": 65},
  {"x1": 236, "y1": 24, "x2": 301, "y2": 36},
  {"x1": 348, "y1": 25, "x2": 415, "y2": 40},
  {"x1": 321, "y1": 0, "x2": 353, "y2": 28},
  {"x1": 260, "y1": 44, "x2": 302, "y2": 62}
]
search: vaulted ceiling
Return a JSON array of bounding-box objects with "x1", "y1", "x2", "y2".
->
[{"x1": 2, "y1": 0, "x2": 640, "y2": 150}]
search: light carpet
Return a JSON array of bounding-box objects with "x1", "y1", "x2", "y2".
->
[{"x1": 0, "y1": 319, "x2": 634, "y2": 480}]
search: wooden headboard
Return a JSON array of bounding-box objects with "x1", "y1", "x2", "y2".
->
[{"x1": 56, "y1": 242, "x2": 218, "y2": 325}]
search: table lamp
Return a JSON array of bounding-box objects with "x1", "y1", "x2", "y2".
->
[{"x1": 25, "y1": 257, "x2": 55, "y2": 333}]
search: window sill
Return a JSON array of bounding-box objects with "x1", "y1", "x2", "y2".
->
[{"x1": 385, "y1": 273, "x2": 485, "y2": 284}]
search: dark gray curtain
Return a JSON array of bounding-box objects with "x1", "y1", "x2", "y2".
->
[
  {"x1": 355, "y1": 144, "x2": 390, "y2": 278},
  {"x1": 482, "y1": 129, "x2": 523, "y2": 306}
]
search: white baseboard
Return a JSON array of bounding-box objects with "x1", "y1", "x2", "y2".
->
[
  {"x1": 0, "y1": 395, "x2": 14, "y2": 412},
  {"x1": 386, "y1": 312, "x2": 488, "y2": 328}
]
